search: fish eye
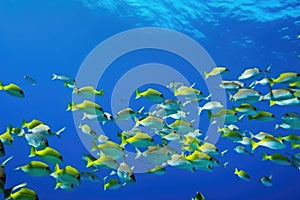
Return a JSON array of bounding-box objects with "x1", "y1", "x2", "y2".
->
[
  {"x1": 59, "y1": 155, "x2": 63, "y2": 159},
  {"x1": 151, "y1": 138, "x2": 154, "y2": 142},
  {"x1": 259, "y1": 69, "x2": 262, "y2": 72},
  {"x1": 160, "y1": 94, "x2": 163, "y2": 97},
  {"x1": 297, "y1": 73, "x2": 300, "y2": 77},
  {"x1": 253, "y1": 107, "x2": 257, "y2": 111},
  {"x1": 258, "y1": 92, "x2": 262, "y2": 95},
  {"x1": 234, "y1": 113, "x2": 237, "y2": 116},
  {"x1": 47, "y1": 129, "x2": 51, "y2": 133},
  {"x1": 209, "y1": 157, "x2": 212, "y2": 161},
  {"x1": 46, "y1": 166, "x2": 50, "y2": 170},
  {"x1": 200, "y1": 91, "x2": 203, "y2": 94},
  {"x1": 272, "y1": 114, "x2": 275, "y2": 117}
]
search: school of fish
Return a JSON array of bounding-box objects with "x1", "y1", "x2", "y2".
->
[{"x1": 0, "y1": 64, "x2": 299, "y2": 199}]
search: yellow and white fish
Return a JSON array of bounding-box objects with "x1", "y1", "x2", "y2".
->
[
  {"x1": 135, "y1": 88, "x2": 164, "y2": 103},
  {"x1": 29, "y1": 147, "x2": 63, "y2": 164},
  {"x1": 0, "y1": 126, "x2": 13, "y2": 145},
  {"x1": 219, "y1": 80, "x2": 245, "y2": 91},
  {"x1": 262, "y1": 152, "x2": 291, "y2": 165},
  {"x1": 52, "y1": 73, "x2": 76, "y2": 87},
  {"x1": 234, "y1": 168, "x2": 250, "y2": 181},
  {"x1": 238, "y1": 66, "x2": 270, "y2": 80},
  {"x1": 198, "y1": 101, "x2": 224, "y2": 115},
  {"x1": 232, "y1": 103, "x2": 257, "y2": 115},
  {"x1": 260, "y1": 175, "x2": 272, "y2": 187},
  {"x1": 67, "y1": 100, "x2": 104, "y2": 116},
  {"x1": 92, "y1": 141, "x2": 125, "y2": 159},
  {"x1": 73, "y1": 86, "x2": 104, "y2": 97},
  {"x1": 0, "y1": 82, "x2": 24, "y2": 98},
  {"x1": 270, "y1": 72, "x2": 300, "y2": 85},
  {"x1": 51, "y1": 164, "x2": 81, "y2": 186},
  {"x1": 248, "y1": 111, "x2": 275, "y2": 122},
  {"x1": 15, "y1": 161, "x2": 51, "y2": 177},
  {"x1": 114, "y1": 107, "x2": 144, "y2": 121},
  {"x1": 122, "y1": 132, "x2": 155, "y2": 148},
  {"x1": 229, "y1": 88, "x2": 262, "y2": 103},
  {"x1": 204, "y1": 66, "x2": 228, "y2": 79},
  {"x1": 251, "y1": 136, "x2": 285, "y2": 151}
]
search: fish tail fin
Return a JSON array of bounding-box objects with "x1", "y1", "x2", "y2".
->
[
  {"x1": 14, "y1": 166, "x2": 21, "y2": 171},
  {"x1": 204, "y1": 71, "x2": 209, "y2": 79},
  {"x1": 135, "y1": 89, "x2": 141, "y2": 99},
  {"x1": 22, "y1": 119, "x2": 27, "y2": 128},
  {"x1": 231, "y1": 105, "x2": 236, "y2": 111},
  {"x1": 91, "y1": 141, "x2": 97, "y2": 151},
  {"x1": 182, "y1": 99, "x2": 192, "y2": 107},
  {"x1": 197, "y1": 107, "x2": 203, "y2": 115},
  {"x1": 217, "y1": 127, "x2": 223, "y2": 133},
  {"x1": 265, "y1": 64, "x2": 272, "y2": 73},
  {"x1": 223, "y1": 161, "x2": 229, "y2": 168},
  {"x1": 238, "y1": 115, "x2": 244, "y2": 121},
  {"x1": 29, "y1": 147, "x2": 36, "y2": 157},
  {"x1": 221, "y1": 149, "x2": 228, "y2": 157},
  {"x1": 138, "y1": 106, "x2": 145, "y2": 114},
  {"x1": 17, "y1": 129, "x2": 25, "y2": 137},
  {"x1": 55, "y1": 182, "x2": 61, "y2": 190},
  {"x1": 0, "y1": 82, "x2": 3, "y2": 90},
  {"x1": 52, "y1": 74, "x2": 58, "y2": 80},
  {"x1": 234, "y1": 168, "x2": 238, "y2": 175},
  {"x1": 54, "y1": 163, "x2": 60, "y2": 173},
  {"x1": 249, "y1": 81, "x2": 257, "y2": 89},
  {"x1": 56, "y1": 127, "x2": 66, "y2": 137},
  {"x1": 269, "y1": 100, "x2": 276, "y2": 106},
  {"x1": 269, "y1": 78, "x2": 275, "y2": 87},
  {"x1": 269, "y1": 175, "x2": 273, "y2": 180},
  {"x1": 228, "y1": 92, "x2": 233, "y2": 101},
  {"x1": 204, "y1": 94, "x2": 212, "y2": 101},
  {"x1": 2, "y1": 156, "x2": 13, "y2": 167},
  {"x1": 291, "y1": 142, "x2": 298, "y2": 149},
  {"x1": 86, "y1": 157, "x2": 94, "y2": 168},
  {"x1": 134, "y1": 147, "x2": 142, "y2": 159},
  {"x1": 66, "y1": 102, "x2": 74, "y2": 111},
  {"x1": 81, "y1": 113, "x2": 88, "y2": 120},
  {"x1": 207, "y1": 111, "x2": 212, "y2": 120},
  {"x1": 120, "y1": 134, "x2": 127, "y2": 148},
  {"x1": 262, "y1": 152, "x2": 268, "y2": 161},
  {"x1": 134, "y1": 117, "x2": 139, "y2": 127},
  {"x1": 97, "y1": 89, "x2": 104, "y2": 96},
  {"x1": 249, "y1": 131, "x2": 255, "y2": 138},
  {"x1": 251, "y1": 140, "x2": 259, "y2": 151}
]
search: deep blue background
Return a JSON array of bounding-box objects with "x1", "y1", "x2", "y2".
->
[{"x1": 0, "y1": 1, "x2": 299, "y2": 199}]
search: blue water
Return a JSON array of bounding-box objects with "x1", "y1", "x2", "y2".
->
[{"x1": 1, "y1": 0, "x2": 300, "y2": 199}]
